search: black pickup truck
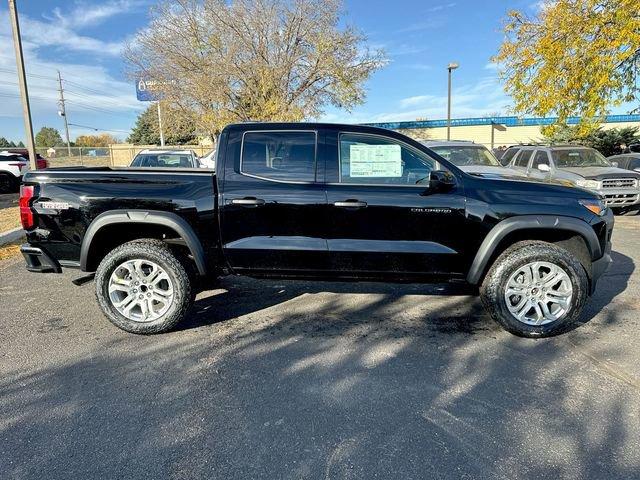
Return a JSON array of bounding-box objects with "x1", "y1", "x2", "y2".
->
[{"x1": 20, "y1": 122, "x2": 614, "y2": 338}]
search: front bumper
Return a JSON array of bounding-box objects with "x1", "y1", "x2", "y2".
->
[
  {"x1": 595, "y1": 188, "x2": 640, "y2": 208},
  {"x1": 21, "y1": 244, "x2": 62, "y2": 273}
]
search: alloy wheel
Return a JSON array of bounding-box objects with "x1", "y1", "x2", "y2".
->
[
  {"x1": 504, "y1": 261, "x2": 573, "y2": 326},
  {"x1": 108, "y1": 259, "x2": 174, "y2": 322}
]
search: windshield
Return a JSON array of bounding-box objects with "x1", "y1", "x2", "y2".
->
[
  {"x1": 430, "y1": 146, "x2": 500, "y2": 166},
  {"x1": 551, "y1": 148, "x2": 611, "y2": 167},
  {"x1": 131, "y1": 153, "x2": 194, "y2": 168}
]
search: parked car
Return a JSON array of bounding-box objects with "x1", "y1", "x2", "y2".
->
[
  {"x1": 20, "y1": 122, "x2": 613, "y2": 339},
  {"x1": 130, "y1": 149, "x2": 201, "y2": 168},
  {"x1": 0, "y1": 151, "x2": 29, "y2": 192},
  {"x1": 607, "y1": 152, "x2": 640, "y2": 173},
  {"x1": 421, "y1": 140, "x2": 525, "y2": 178},
  {"x1": 503, "y1": 144, "x2": 640, "y2": 213},
  {"x1": 198, "y1": 149, "x2": 217, "y2": 170},
  {"x1": 6, "y1": 149, "x2": 49, "y2": 169}
]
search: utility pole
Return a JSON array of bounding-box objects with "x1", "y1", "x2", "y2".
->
[
  {"x1": 157, "y1": 101, "x2": 165, "y2": 147},
  {"x1": 57, "y1": 70, "x2": 72, "y2": 156},
  {"x1": 8, "y1": 0, "x2": 37, "y2": 170}
]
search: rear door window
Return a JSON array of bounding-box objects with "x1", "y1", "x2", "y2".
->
[
  {"x1": 241, "y1": 131, "x2": 316, "y2": 182},
  {"x1": 514, "y1": 150, "x2": 534, "y2": 168}
]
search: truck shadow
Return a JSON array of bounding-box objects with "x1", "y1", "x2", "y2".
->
[
  {"x1": 2, "y1": 249, "x2": 638, "y2": 479},
  {"x1": 179, "y1": 249, "x2": 634, "y2": 335},
  {"x1": 577, "y1": 250, "x2": 635, "y2": 326},
  {"x1": 179, "y1": 279, "x2": 488, "y2": 334}
]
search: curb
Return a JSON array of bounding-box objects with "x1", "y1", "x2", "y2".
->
[{"x1": 0, "y1": 228, "x2": 24, "y2": 246}]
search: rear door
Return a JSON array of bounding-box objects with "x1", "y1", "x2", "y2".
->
[
  {"x1": 219, "y1": 129, "x2": 329, "y2": 274},
  {"x1": 511, "y1": 148, "x2": 534, "y2": 176},
  {"x1": 323, "y1": 130, "x2": 467, "y2": 277}
]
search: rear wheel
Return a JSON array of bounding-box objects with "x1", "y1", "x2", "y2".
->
[
  {"x1": 0, "y1": 173, "x2": 16, "y2": 193},
  {"x1": 480, "y1": 241, "x2": 588, "y2": 338},
  {"x1": 95, "y1": 239, "x2": 193, "y2": 334}
]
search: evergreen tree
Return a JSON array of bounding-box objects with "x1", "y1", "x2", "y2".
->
[{"x1": 35, "y1": 127, "x2": 64, "y2": 148}]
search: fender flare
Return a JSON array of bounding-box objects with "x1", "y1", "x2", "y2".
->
[
  {"x1": 466, "y1": 215, "x2": 601, "y2": 285},
  {"x1": 80, "y1": 210, "x2": 206, "y2": 275}
]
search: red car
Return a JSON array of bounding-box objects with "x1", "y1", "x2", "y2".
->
[{"x1": 6, "y1": 149, "x2": 49, "y2": 169}]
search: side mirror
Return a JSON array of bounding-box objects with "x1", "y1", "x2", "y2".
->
[
  {"x1": 537, "y1": 163, "x2": 551, "y2": 172},
  {"x1": 611, "y1": 161, "x2": 619, "y2": 167},
  {"x1": 426, "y1": 170, "x2": 456, "y2": 194}
]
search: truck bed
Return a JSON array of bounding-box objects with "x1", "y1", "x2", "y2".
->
[{"x1": 21, "y1": 167, "x2": 218, "y2": 268}]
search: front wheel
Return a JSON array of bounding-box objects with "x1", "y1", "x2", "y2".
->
[
  {"x1": 95, "y1": 239, "x2": 193, "y2": 334},
  {"x1": 480, "y1": 241, "x2": 588, "y2": 338}
]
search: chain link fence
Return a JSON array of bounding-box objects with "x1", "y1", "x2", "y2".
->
[
  {"x1": 36, "y1": 145, "x2": 214, "y2": 168},
  {"x1": 37, "y1": 147, "x2": 111, "y2": 168}
]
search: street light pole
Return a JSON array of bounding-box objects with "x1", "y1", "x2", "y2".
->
[
  {"x1": 157, "y1": 101, "x2": 165, "y2": 147},
  {"x1": 8, "y1": 0, "x2": 37, "y2": 170},
  {"x1": 446, "y1": 62, "x2": 459, "y2": 141}
]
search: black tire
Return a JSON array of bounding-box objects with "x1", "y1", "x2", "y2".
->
[
  {"x1": 0, "y1": 173, "x2": 17, "y2": 193},
  {"x1": 95, "y1": 239, "x2": 193, "y2": 334},
  {"x1": 611, "y1": 207, "x2": 624, "y2": 216},
  {"x1": 480, "y1": 240, "x2": 588, "y2": 338}
]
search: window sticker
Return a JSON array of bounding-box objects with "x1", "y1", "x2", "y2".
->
[{"x1": 349, "y1": 144, "x2": 402, "y2": 177}]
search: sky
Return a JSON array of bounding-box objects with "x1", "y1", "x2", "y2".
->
[{"x1": 0, "y1": 0, "x2": 626, "y2": 143}]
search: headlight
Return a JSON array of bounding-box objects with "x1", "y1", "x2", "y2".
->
[
  {"x1": 579, "y1": 198, "x2": 607, "y2": 216},
  {"x1": 575, "y1": 179, "x2": 601, "y2": 189}
]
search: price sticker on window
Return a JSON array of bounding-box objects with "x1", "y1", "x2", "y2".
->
[{"x1": 349, "y1": 144, "x2": 402, "y2": 177}]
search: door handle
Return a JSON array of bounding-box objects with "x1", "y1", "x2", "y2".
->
[
  {"x1": 230, "y1": 197, "x2": 265, "y2": 207},
  {"x1": 333, "y1": 200, "x2": 367, "y2": 208}
]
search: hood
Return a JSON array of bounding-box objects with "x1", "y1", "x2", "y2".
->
[
  {"x1": 560, "y1": 166, "x2": 640, "y2": 180},
  {"x1": 464, "y1": 167, "x2": 577, "y2": 188},
  {"x1": 460, "y1": 165, "x2": 527, "y2": 177}
]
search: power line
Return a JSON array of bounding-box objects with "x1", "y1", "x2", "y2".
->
[
  {"x1": 0, "y1": 91, "x2": 54, "y2": 101},
  {"x1": 65, "y1": 99, "x2": 136, "y2": 117},
  {"x1": 68, "y1": 123, "x2": 130, "y2": 133},
  {"x1": 64, "y1": 88, "x2": 134, "y2": 109},
  {"x1": 0, "y1": 66, "x2": 58, "y2": 82},
  {"x1": 62, "y1": 77, "x2": 132, "y2": 98},
  {"x1": 0, "y1": 66, "x2": 134, "y2": 101}
]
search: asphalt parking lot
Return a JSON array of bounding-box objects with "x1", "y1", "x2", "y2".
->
[
  {"x1": 1, "y1": 218, "x2": 639, "y2": 480},
  {"x1": 0, "y1": 192, "x2": 18, "y2": 209}
]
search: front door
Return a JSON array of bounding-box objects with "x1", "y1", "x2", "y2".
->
[
  {"x1": 527, "y1": 150, "x2": 553, "y2": 181},
  {"x1": 324, "y1": 131, "x2": 467, "y2": 278},
  {"x1": 220, "y1": 130, "x2": 328, "y2": 274}
]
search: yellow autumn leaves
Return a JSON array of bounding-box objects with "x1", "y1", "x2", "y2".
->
[{"x1": 494, "y1": 0, "x2": 640, "y2": 134}]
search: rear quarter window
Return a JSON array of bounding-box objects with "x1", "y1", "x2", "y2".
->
[{"x1": 501, "y1": 148, "x2": 518, "y2": 165}]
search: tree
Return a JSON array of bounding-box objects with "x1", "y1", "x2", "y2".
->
[
  {"x1": 0, "y1": 137, "x2": 13, "y2": 148},
  {"x1": 542, "y1": 125, "x2": 640, "y2": 156},
  {"x1": 494, "y1": 0, "x2": 640, "y2": 134},
  {"x1": 124, "y1": 0, "x2": 386, "y2": 137},
  {"x1": 35, "y1": 127, "x2": 64, "y2": 148},
  {"x1": 127, "y1": 104, "x2": 197, "y2": 145},
  {"x1": 17, "y1": 141, "x2": 25, "y2": 148},
  {"x1": 75, "y1": 134, "x2": 120, "y2": 147}
]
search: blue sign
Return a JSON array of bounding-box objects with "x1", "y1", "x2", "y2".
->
[{"x1": 136, "y1": 78, "x2": 176, "y2": 102}]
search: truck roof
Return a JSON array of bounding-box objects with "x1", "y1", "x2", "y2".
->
[{"x1": 223, "y1": 121, "x2": 397, "y2": 135}]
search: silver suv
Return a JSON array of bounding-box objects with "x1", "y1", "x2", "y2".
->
[{"x1": 504, "y1": 145, "x2": 640, "y2": 213}]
